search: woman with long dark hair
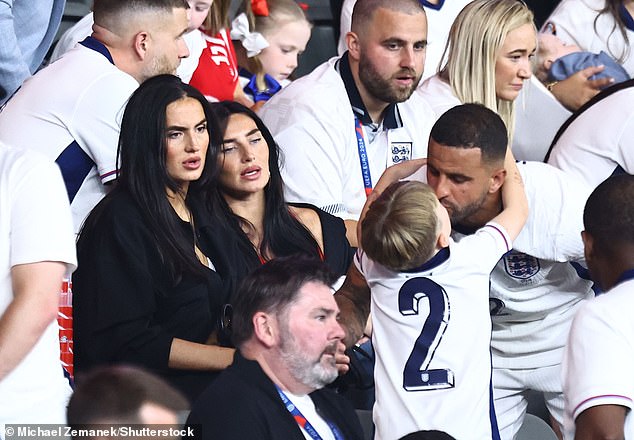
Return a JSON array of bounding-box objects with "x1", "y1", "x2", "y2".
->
[
  {"x1": 73, "y1": 75, "x2": 234, "y2": 402},
  {"x1": 201, "y1": 101, "x2": 353, "y2": 299}
]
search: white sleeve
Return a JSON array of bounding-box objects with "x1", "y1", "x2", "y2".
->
[
  {"x1": 542, "y1": 0, "x2": 589, "y2": 48},
  {"x1": 514, "y1": 162, "x2": 589, "y2": 262},
  {"x1": 11, "y1": 152, "x2": 77, "y2": 270},
  {"x1": 260, "y1": 95, "x2": 352, "y2": 217},
  {"x1": 457, "y1": 221, "x2": 512, "y2": 272},
  {"x1": 72, "y1": 72, "x2": 138, "y2": 184},
  {"x1": 563, "y1": 299, "x2": 634, "y2": 422}
]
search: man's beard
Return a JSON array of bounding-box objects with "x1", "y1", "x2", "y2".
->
[
  {"x1": 358, "y1": 56, "x2": 421, "y2": 104},
  {"x1": 442, "y1": 190, "x2": 489, "y2": 226},
  {"x1": 279, "y1": 329, "x2": 339, "y2": 390}
]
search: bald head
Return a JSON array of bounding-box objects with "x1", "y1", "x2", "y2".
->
[{"x1": 351, "y1": 0, "x2": 425, "y2": 34}]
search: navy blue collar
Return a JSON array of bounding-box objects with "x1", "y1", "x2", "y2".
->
[
  {"x1": 79, "y1": 36, "x2": 115, "y2": 65},
  {"x1": 615, "y1": 269, "x2": 634, "y2": 286},
  {"x1": 420, "y1": 0, "x2": 445, "y2": 11},
  {"x1": 620, "y1": 4, "x2": 634, "y2": 32},
  {"x1": 336, "y1": 52, "x2": 401, "y2": 129},
  {"x1": 403, "y1": 246, "x2": 450, "y2": 273}
]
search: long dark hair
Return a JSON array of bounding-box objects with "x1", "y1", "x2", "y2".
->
[
  {"x1": 207, "y1": 101, "x2": 320, "y2": 262},
  {"x1": 595, "y1": 0, "x2": 631, "y2": 63},
  {"x1": 81, "y1": 74, "x2": 221, "y2": 284}
]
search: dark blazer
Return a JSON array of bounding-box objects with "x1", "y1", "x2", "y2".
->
[{"x1": 187, "y1": 351, "x2": 365, "y2": 440}]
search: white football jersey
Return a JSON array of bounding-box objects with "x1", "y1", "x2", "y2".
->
[
  {"x1": 453, "y1": 162, "x2": 594, "y2": 368},
  {"x1": 358, "y1": 222, "x2": 511, "y2": 440},
  {"x1": 563, "y1": 275, "x2": 634, "y2": 440}
]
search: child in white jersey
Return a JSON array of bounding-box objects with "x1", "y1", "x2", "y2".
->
[{"x1": 336, "y1": 103, "x2": 528, "y2": 439}]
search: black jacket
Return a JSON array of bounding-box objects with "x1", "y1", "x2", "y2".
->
[{"x1": 187, "y1": 351, "x2": 365, "y2": 440}]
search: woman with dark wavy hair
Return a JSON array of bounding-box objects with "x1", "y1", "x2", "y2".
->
[
  {"x1": 73, "y1": 75, "x2": 234, "y2": 402},
  {"x1": 201, "y1": 101, "x2": 353, "y2": 300}
]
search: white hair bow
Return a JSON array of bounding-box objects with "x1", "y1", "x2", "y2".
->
[{"x1": 230, "y1": 13, "x2": 269, "y2": 58}]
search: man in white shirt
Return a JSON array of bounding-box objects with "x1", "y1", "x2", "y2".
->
[
  {"x1": 259, "y1": 0, "x2": 434, "y2": 246},
  {"x1": 0, "y1": 143, "x2": 76, "y2": 427},
  {"x1": 563, "y1": 174, "x2": 634, "y2": 440},
  {"x1": 0, "y1": 0, "x2": 190, "y2": 233}
]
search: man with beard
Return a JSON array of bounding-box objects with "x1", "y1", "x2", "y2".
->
[
  {"x1": 259, "y1": 0, "x2": 434, "y2": 247},
  {"x1": 0, "y1": 0, "x2": 190, "y2": 233},
  {"x1": 338, "y1": 107, "x2": 595, "y2": 439},
  {"x1": 187, "y1": 256, "x2": 364, "y2": 440}
]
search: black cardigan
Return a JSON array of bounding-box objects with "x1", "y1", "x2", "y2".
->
[{"x1": 73, "y1": 191, "x2": 228, "y2": 402}]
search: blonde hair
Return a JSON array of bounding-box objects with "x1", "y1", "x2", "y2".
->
[
  {"x1": 203, "y1": 0, "x2": 232, "y2": 35},
  {"x1": 440, "y1": 0, "x2": 535, "y2": 137},
  {"x1": 239, "y1": 0, "x2": 311, "y2": 90},
  {"x1": 361, "y1": 181, "x2": 441, "y2": 272}
]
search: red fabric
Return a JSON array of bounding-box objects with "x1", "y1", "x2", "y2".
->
[{"x1": 189, "y1": 28, "x2": 239, "y2": 101}]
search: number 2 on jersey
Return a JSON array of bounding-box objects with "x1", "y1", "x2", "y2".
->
[{"x1": 399, "y1": 277, "x2": 454, "y2": 391}]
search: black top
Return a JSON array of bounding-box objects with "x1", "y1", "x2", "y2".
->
[
  {"x1": 73, "y1": 191, "x2": 228, "y2": 402},
  {"x1": 201, "y1": 202, "x2": 354, "y2": 303},
  {"x1": 187, "y1": 351, "x2": 365, "y2": 440}
]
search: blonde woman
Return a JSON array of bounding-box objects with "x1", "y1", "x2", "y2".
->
[{"x1": 418, "y1": 0, "x2": 537, "y2": 139}]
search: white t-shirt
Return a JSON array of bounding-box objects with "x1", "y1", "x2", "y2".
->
[
  {"x1": 453, "y1": 162, "x2": 594, "y2": 368},
  {"x1": 337, "y1": 0, "x2": 473, "y2": 81},
  {"x1": 563, "y1": 276, "x2": 634, "y2": 440},
  {"x1": 547, "y1": 84, "x2": 634, "y2": 188},
  {"x1": 357, "y1": 222, "x2": 511, "y2": 440},
  {"x1": 283, "y1": 391, "x2": 336, "y2": 440},
  {"x1": 259, "y1": 56, "x2": 434, "y2": 220},
  {"x1": 0, "y1": 145, "x2": 76, "y2": 426},
  {"x1": 545, "y1": 0, "x2": 634, "y2": 77},
  {"x1": 0, "y1": 39, "x2": 138, "y2": 233},
  {"x1": 418, "y1": 75, "x2": 570, "y2": 162}
]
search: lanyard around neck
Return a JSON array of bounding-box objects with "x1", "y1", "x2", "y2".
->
[
  {"x1": 354, "y1": 118, "x2": 373, "y2": 198},
  {"x1": 275, "y1": 386, "x2": 345, "y2": 440}
]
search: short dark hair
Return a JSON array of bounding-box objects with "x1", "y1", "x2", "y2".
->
[
  {"x1": 231, "y1": 256, "x2": 338, "y2": 347},
  {"x1": 93, "y1": 0, "x2": 189, "y2": 27},
  {"x1": 399, "y1": 430, "x2": 456, "y2": 440},
  {"x1": 430, "y1": 103, "x2": 508, "y2": 165},
  {"x1": 67, "y1": 366, "x2": 189, "y2": 427},
  {"x1": 351, "y1": 0, "x2": 425, "y2": 34},
  {"x1": 584, "y1": 174, "x2": 634, "y2": 255}
]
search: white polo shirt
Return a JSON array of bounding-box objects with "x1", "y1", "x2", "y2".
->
[
  {"x1": 0, "y1": 37, "x2": 139, "y2": 233},
  {"x1": 259, "y1": 54, "x2": 434, "y2": 220},
  {"x1": 563, "y1": 275, "x2": 634, "y2": 440},
  {"x1": 547, "y1": 83, "x2": 634, "y2": 188},
  {"x1": 0, "y1": 145, "x2": 76, "y2": 426}
]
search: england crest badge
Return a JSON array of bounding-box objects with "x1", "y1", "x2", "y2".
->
[
  {"x1": 503, "y1": 250, "x2": 540, "y2": 279},
  {"x1": 391, "y1": 142, "x2": 412, "y2": 164}
]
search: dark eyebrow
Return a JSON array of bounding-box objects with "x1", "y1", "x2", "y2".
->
[
  {"x1": 222, "y1": 128, "x2": 261, "y2": 144},
  {"x1": 166, "y1": 118, "x2": 207, "y2": 132},
  {"x1": 447, "y1": 172, "x2": 473, "y2": 181}
]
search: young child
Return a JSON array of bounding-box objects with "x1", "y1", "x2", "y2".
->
[
  {"x1": 536, "y1": 31, "x2": 630, "y2": 86},
  {"x1": 336, "y1": 104, "x2": 528, "y2": 440},
  {"x1": 187, "y1": 0, "x2": 252, "y2": 105},
  {"x1": 177, "y1": 0, "x2": 214, "y2": 83},
  {"x1": 562, "y1": 174, "x2": 634, "y2": 440},
  {"x1": 231, "y1": 0, "x2": 311, "y2": 104}
]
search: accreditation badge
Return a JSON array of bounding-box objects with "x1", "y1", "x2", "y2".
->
[{"x1": 391, "y1": 142, "x2": 412, "y2": 164}]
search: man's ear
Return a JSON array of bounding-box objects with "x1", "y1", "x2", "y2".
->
[
  {"x1": 488, "y1": 167, "x2": 507, "y2": 194},
  {"x1": 543, "y1": 58, "x2": 554, "y2": 71},
  {"x1": 346, "y1": 32, "x2": 361, "y2": 60},
  {"x1": 436, "y1": 231, "x2": 449, "y2": 249},
  {"x1": 581, "y1": 230, "x2": 594, "y2": 264},
  {"x1": 134, "y1": 31, "x2": 150, "y2": 60},
  {"x1": 252, "y1": 312, "x2": 278, "y2": 348}
]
